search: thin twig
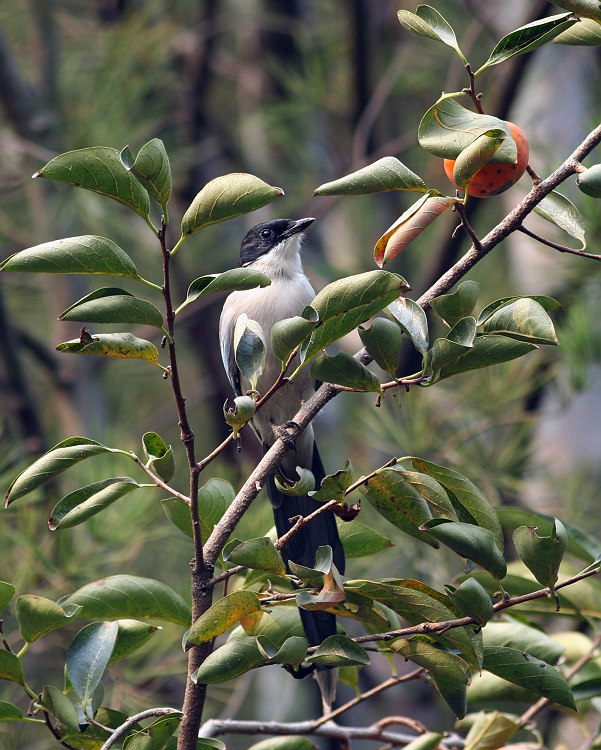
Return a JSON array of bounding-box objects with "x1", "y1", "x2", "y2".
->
[
  {"x1": 98, "y1": 707, "x2": 180, "y2": 750},
  {"x1": 314, "y1": 670, "x2": 425, "y2": 728},
  {"x1": 517, "y1": 225, "x2": 601, "y2": 262},
  {"x1": 131, "y1": 455, "x2": 191, "y2": 504}
]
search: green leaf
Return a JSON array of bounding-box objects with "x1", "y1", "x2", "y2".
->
[
  {"x1": 374, "y1": 194, "x2": 457, "y2": 267},
  {"x1": 534, "y1": 190, "x2": 586, "y2": 249},
  {"x1": 430, "y1": 672, "x2": 467, "y2": 718},
  {"x1": 577, "y1": 163, "x2": 601, "y2": 197},
  {"x1": 452, "y1": 130, "x2": 507, "y2": 189},
  {"x1": 161, "y1": 496, "x2": 193, "y2": 538},
  {"x1": 124, "y1": 714, "x2": 182, "y2": 750},
  {"x1": 5, "y1": 436, "x2": 118, "y2": 506},
  {"x1": 428, "y1": 337, "x2": 472, "y2": 375},
  {"x1": 513, "y1": 518, "x2": 568, "y2": 595},
  {"x1": 186, "y1": 591, "x2": 262, "y2": 647},
  {"x1": 346, "y1": 579, "x2": 480, "y2": 669},
  {"x1": 180, "y1": 173, "x2": 283, "y2": 239},
  {"x1": 483, "y1": 298, "x2": 558, "y2": 345},
  {"x1": 33, "y1": 147, "x2": 151, "y2": 221},
  {"x1": 248, "y1": 736, "x2": 316, "y2": 750},
  {"x1": 256, "y1": 635, "x2": 309, "y2": 667},
  {"x1": 300, "y1": 271, "x2": 410, "y2": 364},
  {"x1": 444, "y1": 578, "x2": 494, "y2": 626},
  {"x1": 59, "y1": 288, "x2": 164, "y2": 330},
  {"x1": 271, "y1": 314, "x2": 319, "y2": 362},
  {"x1": 463, "y1": 711, "x2": 521, "y2": 750},
  {"x1": 0, "y1": 701, "x2": 24, "y2": 722},
  {"x1": 482, "y1": 620, "x2": 564, "y2": 664},
  {"x1": 497, "y1": 505, "x2": 601, "y2": 563},
  {"x1": 310, "y1": 460, "x2": 354, "y2": 502},
  {"x1": 418, "y1": 96, "x2": 517, "y2": 162},
  {"x1": 429, "y1": 333, "x2": 537, "y2": 383},
  {"x1": 421, "y1": 520, "x2": 507, "y2": 580},
  {"x1": 234, "y1": 315, "x2": 266, "y2": 391},
  {"x1": 67, "y1": 621, "x2": 119, "y2": 708},
  {"x1": 482, "y1": 646, "x2": 576, "y2": 710},
  {"x1": 548, "y1": 0, "x2": 601, "y2": 20},
  {"x1": 475, "y1": 13, "x2": 578, "y2": 74},
  {"x1": 402, "y1": 734, "x2": 445, "y2": 750},
  {"x1": 314, "y1": 156, "x2": 427, "y2": 195},
  {"x1": 409, "y1": 458, "x2": 503, "y2": 547},
  {"x1": 397, "y1": 6, "x2": 462, "y2": 55},
  {"x1": 40, "y1": 686, "x2": 80, "y2": 731},
  {"x1": 447, "y1": 316, "x2": 477, "y2": 347},
  {"x1": 16, "y1": 595, "x2": 79, "y2": 643},
  {"x1": 198, "y1": 479, "x2": 235, "y2": 541},
  {"x1": 477, "y1": 295, "x2": 561, "y2": 325},
  {"x1": 0, "y1": 582, "x2": 15, "y2": 615},
  {"x1": 362, "y1": 467, "x2": 437, "y2": 547},
  {"x1": 109, "y1": 619, "x2": 160, "y2": 665},
  {"x1": 49, "y1": 477, "x2": 143, "y2": 530},
  {"x1": 337, "y1": 520, "x2": 393, "y2": 558},
  {"x1": 398, "y1": 470, "x2": 457, "y2": 518},
  {"x1": 554, "y1": 17, "x2": 601, "y2": 45},
  {"x1": 0, "y1": 650, "x2": 25, "y2": 687},
  {"x1": 391, "y1": 635, "x2": 472, "y2": 683},
  {"x1": 57, "y1": 332, "x2": 161, "y2": 368},
  {"x1": 386, "y1": 297, "x2": 429, "y2": 355},
  {"x1": 176, "y1": 268, "x2": 271, "y2": 314},
  {"x1": 194, "y1": 636, "x2": 267, "y2": 683},
  {"x1": 122, "y1": 138, "x2": 172, "y2": 215},
  {"x1": 0, "y1": 235, "x2": 139, "y2": 278},
  {"x1": 358, "y1": 317, "x2": 402, "y2": 375},
  {"x1": 143, "y1": 432, "x2": 175, "y2": 483},
  {"x1": 61, "y1": 575, "x2": 191, "y2": 626},
  {"x1": 306, "y1": 635, "x2": 370, "y2": 667},
  {"x1": 224, "y1": 537, "x2": 286, "y2": 575},
  {"x1": 430, "y1": 280, "x2": 480, "y2": 327},
  {"x1": 310, "y1": 350, "x2": 382, "y2": 392}
]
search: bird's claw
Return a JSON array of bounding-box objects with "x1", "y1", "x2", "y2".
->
[{"x1": 272, "y1": 421, "x2": 299, "y2": 449}]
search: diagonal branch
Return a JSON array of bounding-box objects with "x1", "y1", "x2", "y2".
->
[{"x1": 203, "y1": 121, "x2": 601, "y2": 570}]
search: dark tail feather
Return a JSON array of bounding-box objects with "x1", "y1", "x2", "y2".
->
[{"x1": 266, "y1": 441, "x2": 345, "y2": 648}]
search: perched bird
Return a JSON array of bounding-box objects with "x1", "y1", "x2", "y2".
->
[{"x1": 219, "y1": 218, "x2": 345, "y2": 702}]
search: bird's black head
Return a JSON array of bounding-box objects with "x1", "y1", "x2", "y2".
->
[{"x1": 239, "y1": 217, "x2": 315, "y2": 266}]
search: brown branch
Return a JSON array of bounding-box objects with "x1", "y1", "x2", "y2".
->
[
  {"x1": 131, "y1": 455, "x2": 191, "y2": 504},
  {"x1": 199, "y1": 716, "x2": 441, "y2": 748}
]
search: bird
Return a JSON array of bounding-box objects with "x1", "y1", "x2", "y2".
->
[{"x1": 219, "y1": 217, "x2": 345, "y2": 703}]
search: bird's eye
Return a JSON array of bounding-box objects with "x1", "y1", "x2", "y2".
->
[{"x1": 260, "y1": 229, "x2": 273, "y2": 239}]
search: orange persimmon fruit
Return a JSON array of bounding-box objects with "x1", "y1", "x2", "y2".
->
[{"x1": 443, "y1": 121, "x2": 529, "y2": 198}]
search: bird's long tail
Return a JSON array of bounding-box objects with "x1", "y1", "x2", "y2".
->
[{"x1": 266, "y1": 442, "x2": 345, "y2": 650}]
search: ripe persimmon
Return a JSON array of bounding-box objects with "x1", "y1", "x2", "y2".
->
[{"x1": 443, "y1": 121, "x2": 529, "y2": 198}]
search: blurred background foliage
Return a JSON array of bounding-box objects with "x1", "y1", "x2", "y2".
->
[{"x1": 1, "y1": 1, "x2": 601, "y2": 747}]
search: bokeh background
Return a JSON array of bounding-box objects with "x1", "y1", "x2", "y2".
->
[{"x1": 1, "y1": 2, "x2": 601, "y2": 748}]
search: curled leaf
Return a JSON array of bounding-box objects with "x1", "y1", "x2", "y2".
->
[{"x1": 374, "y1": 194, "x2": 457, "y2": 267}]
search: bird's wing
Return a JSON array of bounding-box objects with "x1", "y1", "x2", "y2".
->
[{"x1": 219, "y1": 301, "x2": 242, "y2": 397}]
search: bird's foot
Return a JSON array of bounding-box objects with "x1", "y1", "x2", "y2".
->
[{"x1": 272, "y1": 421, "x2": 299, "y2": 449}]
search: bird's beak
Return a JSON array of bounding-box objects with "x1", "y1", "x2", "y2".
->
[{"x1": 282, "y1": 217, "x2": 315, "y2": 238}]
